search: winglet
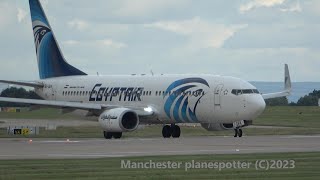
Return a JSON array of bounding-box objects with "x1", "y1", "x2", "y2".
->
[
  {"x1": 262, "y1": 64, "x2": 292, "y2": 100},
  {"x1": 284, "y1": 64, "x2": 291, "y2": 93}
]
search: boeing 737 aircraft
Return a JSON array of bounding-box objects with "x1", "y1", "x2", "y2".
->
[{"x1": 0, "y1": 0, "x2": 291, "y2": 139}]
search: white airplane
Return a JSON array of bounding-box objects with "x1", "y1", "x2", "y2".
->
[{"x1": 0, "y1": 0, "x2": 291, "y2": 139}]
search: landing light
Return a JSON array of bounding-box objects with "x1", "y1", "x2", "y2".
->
[{"x1": 144, "y1": 107, "x2": 153, "y2": 113}]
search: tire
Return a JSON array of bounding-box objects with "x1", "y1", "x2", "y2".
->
[
  {"x1": 103, "y1": 131, "x2": 113, "y2": 139},
  {"x1": 113, "y1": 132, "x2": 122, "y2": 139},
  {"x1": 162, "y1": 125, "x2": 172, "y2": 138},
  {"x1": 172, "y1": 125, "x2": 181, "y2": 138},
  {"x1": 238, "y1": 129, "x2": 243, "y2": 137},
  {"x1": 234, "y1": 129, "x2": 238, "y2": 137}
]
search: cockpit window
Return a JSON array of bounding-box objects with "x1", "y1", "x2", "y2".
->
[
  {"x1": 242, "y1": 89, "x2": 253, "y2": 94},
  {"x1": 231, "y1": 89, "x2": 259, "y2": 95}
]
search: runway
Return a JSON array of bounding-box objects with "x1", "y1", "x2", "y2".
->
[{"x1": 0, "y1": 135, "x2": 319, "y2": 159}]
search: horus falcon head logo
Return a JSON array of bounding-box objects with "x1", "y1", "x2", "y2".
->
[{"x1": 163, "y1": 78, "x2": 210, "y2": 122}]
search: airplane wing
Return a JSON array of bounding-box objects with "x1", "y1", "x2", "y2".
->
[
  {"x1": 0, "y1": 80, "x2": 43, "y2": 88},
  {"x1": 262, "y1": 64, "x2": 291, "y2": 100},
  {"x1": 0, "y1": 97, "x2": 154, "y2": 116}
]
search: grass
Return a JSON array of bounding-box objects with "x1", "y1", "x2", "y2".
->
[
  {"x1": 255, "y1": 106, "x2": 320, "y2": 128},
  {"x1": 0, "y1": 152, "x2": 319, "y2": 179},
  {"x1": 0, "y1": 125, "x2": 319, "y2": 138},
  {"x1": 0, "y1": 106, "x2": 319, "y2": 138},
  {"x1": 0, "y1": 108, "x2": 77, "y2": 119}
]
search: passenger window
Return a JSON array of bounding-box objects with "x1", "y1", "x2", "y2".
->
[
  {"x1": 236, "y1": 90, "x2": 242, "y2": 95},
  {"x1": 231, "y1": 89, "x2": 237, "y2": 95}
]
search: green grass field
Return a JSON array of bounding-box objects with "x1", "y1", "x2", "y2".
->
[
  {"x1": 0, "y1": 152, "x2": 319, "y2": 179},
  {"x1": 0, "y1": 106, "x2": 319, "y2": 138}
]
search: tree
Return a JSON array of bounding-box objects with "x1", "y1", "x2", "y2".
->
[
  {"x1": 296, "y1": 89, "x2": 320, "y2": 106},
  {"x1": 265, "y1": 97, "x2": 288, "y2": 106},
  {"x1": 0, "y1": 87, "x2": 42, "y2": 107}
]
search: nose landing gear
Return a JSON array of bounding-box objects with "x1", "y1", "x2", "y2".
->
[{"x1": 234, "y1": 128, "x2": 243, "y2": 137}]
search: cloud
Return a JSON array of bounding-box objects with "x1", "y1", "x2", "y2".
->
[
  {"x1": 63, "y1": 40, "x2": 80, "y2": 46},
  {"x1": 17, "y1": 8, "x2": 28, "y2": 23},
  {"x1": 114, "y1": 0, "x2": 189, "y2": 17},
  {"x1": 145, "y1": 17, "x2": 247, "y2": 49},
  {"x1": 67, "y1": 19, "x2": 89, "y2": 31},
  {"x1": 63, "y1": 39, "x2": 127, "y2": 49},
  {"x1": 240, "y1": 0, "x2": 286, "y2": 13},
  {"x1": 97, "y1": 39, "x2": 127, "y2": 48},
  {"x1": 0, "y1": 2, "x2": 14, "y2": 29},
  {"x1": 280, "y1": 1, "x2": 302, "y2": 12}
]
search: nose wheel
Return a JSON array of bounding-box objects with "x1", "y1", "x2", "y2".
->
[
  {"x1": 162, "y1": 124, "x2": 181, "y2": 138},
  {"x1": 234, "y1": 128, "x2": 243, "y2": 137}
]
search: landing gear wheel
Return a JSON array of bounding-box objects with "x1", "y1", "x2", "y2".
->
[
  {"x1": 238, "y1": 129, "x2": 243, "y2": 137},
  {"x1": 171, "y1": 125, "x2": 181, "y2": 138},
  {"x1": 234, "y1": 129, "x2": 238, "y2": 137},
  {"x1": 113, "y1": 132, "x2": 122, "y2": 139},
  {"x1": 234, "y1": 129, "x2": 243, "y2": 137},
  {"x1": 162, "y1": 125, "x2": 172, "y2": 138},
  {"x1": 103, "y1": 131, "x2": 113, "y2": 139}
]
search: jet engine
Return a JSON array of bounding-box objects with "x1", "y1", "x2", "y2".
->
[
  {"x1": 98, "y1": 108, "x2": 139, "y2": 132},
  {"x1": 201, "y1": 120, "x2": 252, "y2": 131}
]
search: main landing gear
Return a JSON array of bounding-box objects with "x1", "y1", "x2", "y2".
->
[
  {"x1": 103, "y1": 131, "x2": 122, "y2": 139},
  {"x1": 234, "y1": 128, "x2": 243, "y2": 137},
  {"x1": 162, "y1": 124, "x2": 181, "y2": 138}
]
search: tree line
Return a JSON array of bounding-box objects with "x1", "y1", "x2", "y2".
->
[
  {"x1": 0, "y1": 87, "x2": 320, "y2": 107},
  {"x1": 0, "y1": 87, "x2": 42, "y2": 107},
  {"x1": 265, "y1": 89, "x2": 320, "y2": 106}
]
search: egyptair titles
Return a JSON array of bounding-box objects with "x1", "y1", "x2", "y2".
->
[{"x1": 89, "y1": 84, "x2": 143, "y2": 102}]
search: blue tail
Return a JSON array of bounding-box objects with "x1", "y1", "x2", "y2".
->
[{"x1": 29, "y1": 0, "x2": 86, "y2": 79}]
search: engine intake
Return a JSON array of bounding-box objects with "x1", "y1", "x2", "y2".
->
[{"x1": 99, "y1": 108, "x2": 139, "y2": 132}]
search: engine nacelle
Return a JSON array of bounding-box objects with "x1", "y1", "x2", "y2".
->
[
  {"x1": 98, "y1": 108, "x2": 139, "y2": 132},
  {"x1": 201, "y1": 120, "x2": 252, "y2": 131}
]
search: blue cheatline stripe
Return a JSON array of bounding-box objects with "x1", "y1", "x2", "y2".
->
[{"x1": 173, "y1": 95, "x2": 185, "y2": 123}]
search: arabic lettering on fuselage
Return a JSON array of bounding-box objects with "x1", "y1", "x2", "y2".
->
[{"x1": 89, "y1": 84, "x2": 143, "y2": 102}]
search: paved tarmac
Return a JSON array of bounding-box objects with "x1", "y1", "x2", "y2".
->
[{"x1": 0, "y1": 135, "x2": 319, "y2": 159}]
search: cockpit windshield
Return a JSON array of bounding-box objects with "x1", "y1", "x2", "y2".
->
[{"x1": 231, "y1": 89, "x2": 260, "y2": 95}]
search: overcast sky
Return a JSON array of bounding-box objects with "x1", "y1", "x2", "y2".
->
[{"x1": 0, "y1": 0, "x2": 319, "y2": 82}]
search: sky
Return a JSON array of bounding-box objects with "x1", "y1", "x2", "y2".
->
[{"x1": 0, "y1": 0, "x2": 319, "y2": 82}]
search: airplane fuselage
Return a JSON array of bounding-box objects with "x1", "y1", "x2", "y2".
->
[{"x1": 35, "y1": 74, "x2": 266, "y2": 124}]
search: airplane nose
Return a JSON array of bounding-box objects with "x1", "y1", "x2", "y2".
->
[
  {"x1": 246, "y1": 95, "x2": 266, "y2": 118},
  {"x1": 253, "y1": 96, "x2": 266, "y2": 117}
]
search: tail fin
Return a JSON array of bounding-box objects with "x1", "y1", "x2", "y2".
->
[{"x1": 29, "y1": 0, "x2": 86, "y2": 79}]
